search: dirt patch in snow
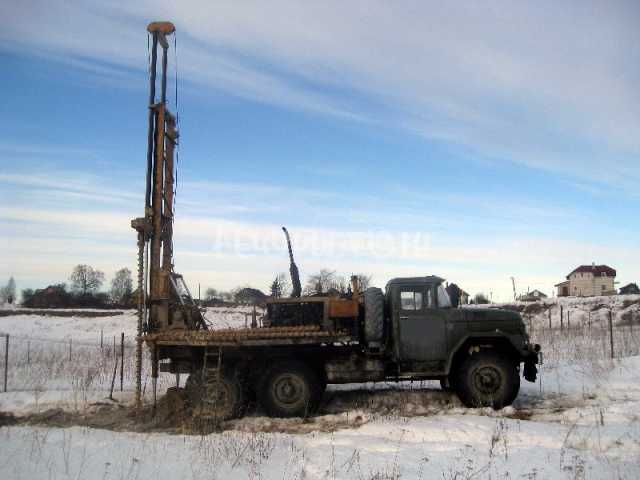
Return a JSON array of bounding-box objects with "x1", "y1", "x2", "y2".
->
[
  {"x1": 0, "y1": 411, "x2": 19, "y2": 426},
  {"x1": 1, "y1": 386, "x2": 462, "y2": 434},
  {"x1": 2, "y1": 385, "x2": 557, "y2": 434}
]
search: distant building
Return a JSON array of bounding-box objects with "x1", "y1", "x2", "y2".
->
[
  {"x1": 619, "y1": 283, "x2": 640, "y2": 295},
  {"x1": 555, "y1": 264, "x2": 616, "y2": 297},
  {"x1": 234, "y1": 287, "x2": 267, "y2": 305},
  {"x1": 518, "y1": 289, "x2": 548, "y2": 302}
]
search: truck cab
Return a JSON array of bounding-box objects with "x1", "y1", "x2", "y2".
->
[
  {"x1": 379, "y1": 276, "x2": 540, "y2": 408},
  {"x1": 387, "y1": 276, "x2": 463, "y2": 374}
]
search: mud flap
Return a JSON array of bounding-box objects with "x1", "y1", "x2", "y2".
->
[{"x1": 523, "y1": 358, "x2": 538, "y2": 382}]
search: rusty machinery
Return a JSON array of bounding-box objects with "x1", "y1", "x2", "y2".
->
[
  {"x1": 131, "y1": 22, "x2": 361, "y2": 413},
  {"x1": 131, "y1": 21, "x2": 206, "y2": 409}
]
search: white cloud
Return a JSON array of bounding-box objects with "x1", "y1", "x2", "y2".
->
[
  {"x1": 2, "y1": 1, "x2": 638, "y2": 190},
  {"x1": 2, "y1": 199, "x2": 637, "y2": 301}
]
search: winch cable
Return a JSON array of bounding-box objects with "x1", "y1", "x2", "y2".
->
[
  {"x1": 136, "y1": 32, "x2": 155, "y2": 410},
  {"x1": 172, "y1": 31, "x2": 179, "y2": 266}
]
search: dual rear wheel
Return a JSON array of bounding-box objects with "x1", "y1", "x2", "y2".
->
[
  {"x1": 185, "y1": 369, "x2": 245, "y2": 421},
  {"x1": 187, "y1": 360, "x2": 324, "y2": 420}
]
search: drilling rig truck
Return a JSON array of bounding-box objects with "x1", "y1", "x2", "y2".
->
[{"x1": 132, "y1": 22, "x2": 541, "y2": 420}]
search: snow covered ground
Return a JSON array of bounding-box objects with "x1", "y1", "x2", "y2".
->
[
  {"x1": 1, "y1": 304, "x2": 639, "y2": 479},
  {"x1": 469, "y1": 294, "x2": 640, "y2": 331}
]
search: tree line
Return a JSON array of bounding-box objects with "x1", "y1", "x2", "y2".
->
[
  {"x1": 203, "y1": 270, "x2": 373, "y2": 306},
  {"x1": 1, "y1": 267, "x2": 490, "y2": 308},
  {"x1": 3, "y1": 265, "x2": 135, "y2": 309}
]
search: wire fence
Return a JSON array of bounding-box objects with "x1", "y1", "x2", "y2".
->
[
  {"x1": 521, "y1": 303, "x2": 640, "y2": 364},
  {"x1": 0, "y1": 307, "x2": 259, "y2": 399},
  {"x1": 0, "y1": 305, "x2": 638, "y2": 397},
  {"x1": 0, "y1": 332, "x2": 179, "y2": 399}
]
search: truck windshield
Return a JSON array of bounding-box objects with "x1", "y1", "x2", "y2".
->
[{"x1": 437, "y1": 285, "x2": 452, "y2": 308}]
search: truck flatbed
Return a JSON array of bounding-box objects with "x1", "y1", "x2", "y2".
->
[{"x1": 145, "y1": 325, "x2": 354, "y2": 348}]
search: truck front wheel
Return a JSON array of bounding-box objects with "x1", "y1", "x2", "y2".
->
[
  {"x1": 454, "y1": 351, "x2": 520, "y2": 409},
  {"x1": 258, "y1": 361, "x2": 322, "y2": 417}
]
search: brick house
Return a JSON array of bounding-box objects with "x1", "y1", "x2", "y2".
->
[{"x1": 555, "y1": 264, "x2": 616, "y2": 297}]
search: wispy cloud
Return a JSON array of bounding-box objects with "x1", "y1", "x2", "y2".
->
[
  {"x1": 2, "y1": 1, "x2": 638, "y2": 190},
  {"x1": 0, "y1": 172, "x2": 139, "y2": 206},
  {"x1": 0, "y1": 141, "x2": 96, "y2": 158}
]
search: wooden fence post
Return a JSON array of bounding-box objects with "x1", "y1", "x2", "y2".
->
[
  {"x1": 27, "y1": 341, "x2": 30, "y2": 365},
  {"x1": 120, "y1": 333, "x2": 124, "y2": 392},
  {"x1": 609, "y1": 309, "x2": 614, "y2": 359},
  {"x1": 100, "y1": 329, "x2": 104, "y2": 349},
  {"x1": 548, "y1": 308, "x2": 552, "y2": 330},
  {"x1": 109, "y1": 357, "x2": 118, "y2": 401},
  {"x1": 68, "y1": 339, "x2": 72, "y2": 362},
  {"x1": 3, "y1": 334, "x2": 8, "y2": 393},
  {"x1": 567, "y1": 310, "x2": 571, "y2": 330},
  {"x1": 560, "y1": 305, "x2": 564, "y2": 331}
]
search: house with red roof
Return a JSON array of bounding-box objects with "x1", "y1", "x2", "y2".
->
[{"x1": 555, "y1": 263, "x2": 617, "y2": 297}]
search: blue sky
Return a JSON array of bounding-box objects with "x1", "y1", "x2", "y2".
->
[{"x1": 0, "y1": 1, "x2": 638, "y2": 301}]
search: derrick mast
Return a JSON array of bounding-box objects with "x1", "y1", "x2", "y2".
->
[{"x1": 131, "y1": 21, "x2": 204, "y2": 408}]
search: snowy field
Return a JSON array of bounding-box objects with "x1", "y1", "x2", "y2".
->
[{"x1": 1, "y1": 302, "x2": 639, "y2": 479}]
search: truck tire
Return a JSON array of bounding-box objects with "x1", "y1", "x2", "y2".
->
[
  {"x1": 185, "y1": 369, "x2": 245, "y2": 420},
  {"x1": 258, "y1": 361, "x2": 322, "y2": 418},
  {"x1": 454, "y1": 351, "x2": 520, "y2": 409},
  {"x1": 364, "y1": 287, "x2": 385, "y2": 346}
]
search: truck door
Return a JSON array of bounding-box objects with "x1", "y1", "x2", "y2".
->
[{"x1": 396, "y1": 285, "x2": 448, "y2": 365}]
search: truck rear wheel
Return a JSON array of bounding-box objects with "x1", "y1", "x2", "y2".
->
[
  {"x1": 364, "y1": 287, "x2": 385, "y2": 346},
  {"x1": 186, "y1": 369, "x2": 245, "y2": 420},
  {"x1": 258, "y1": 361, "x2": 322, "y2": 418},
  {"x1": 454, "y1": 351, "x2": 520, "y2": 409}
]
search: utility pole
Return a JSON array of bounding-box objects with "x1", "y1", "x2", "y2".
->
[{"x1": 510, "y1": 277, "x2": 517, "y2": 301}]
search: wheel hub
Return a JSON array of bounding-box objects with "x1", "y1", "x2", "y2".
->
[
  {"x1": 473, "y1": 366, "x2": 501, "y2": 395},
  {"x1": 273, "y1": 374, "x2": 305, "y2": 405}
]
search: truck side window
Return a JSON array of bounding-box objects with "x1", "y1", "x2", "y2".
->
[
  {"x1": 437, "y1": 285, "x2": 452, "y2": 308},
  {"x1": 400, "y1": 291, "x2": 423, "y2": 310}
]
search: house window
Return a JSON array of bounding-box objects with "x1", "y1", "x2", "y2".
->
[
  {"x1": 601, "y1": 272, "x2": 606, "y2": 277},
  {"x1": 602, "y1": 285, "x2": 606, "y2": 291},
  {"x1": 400, "y1": 291, "x2": 423, "y2": 310}
]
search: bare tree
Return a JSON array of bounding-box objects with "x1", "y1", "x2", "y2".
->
[
  {"x1": 110, "y1": 268, "x2": 133, "y2": 303},
  {"x1": 303, "y1": 270, "x2": 350, "y2": 295},
  {"x1": 0, "y1": 277, "x2": 16, "y2": 304},
  {"x1": 204, "y1": 287, "x2": 218, "y2": 301},
  {"x1": 354, "y1": 273, "x2": 372, "y2": 291},
  {"x1": 333, "y1": 275, "x2": 348, "y2": 295},
  {"x1": 270, "y1": 276, "x2": 283, "y2": 298},
  {"x1": 474, "y1": 292, "x2": 490, "y2": 304},
  {"x1": 70, "y1": 265, "x2": 105, "y2": 294},
  {"x1": 275, "y1": 272, "x2": 290, "y2": 297},
  {"x1": 218, "y1": 290, "x2": 234, "y2": 302}
]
